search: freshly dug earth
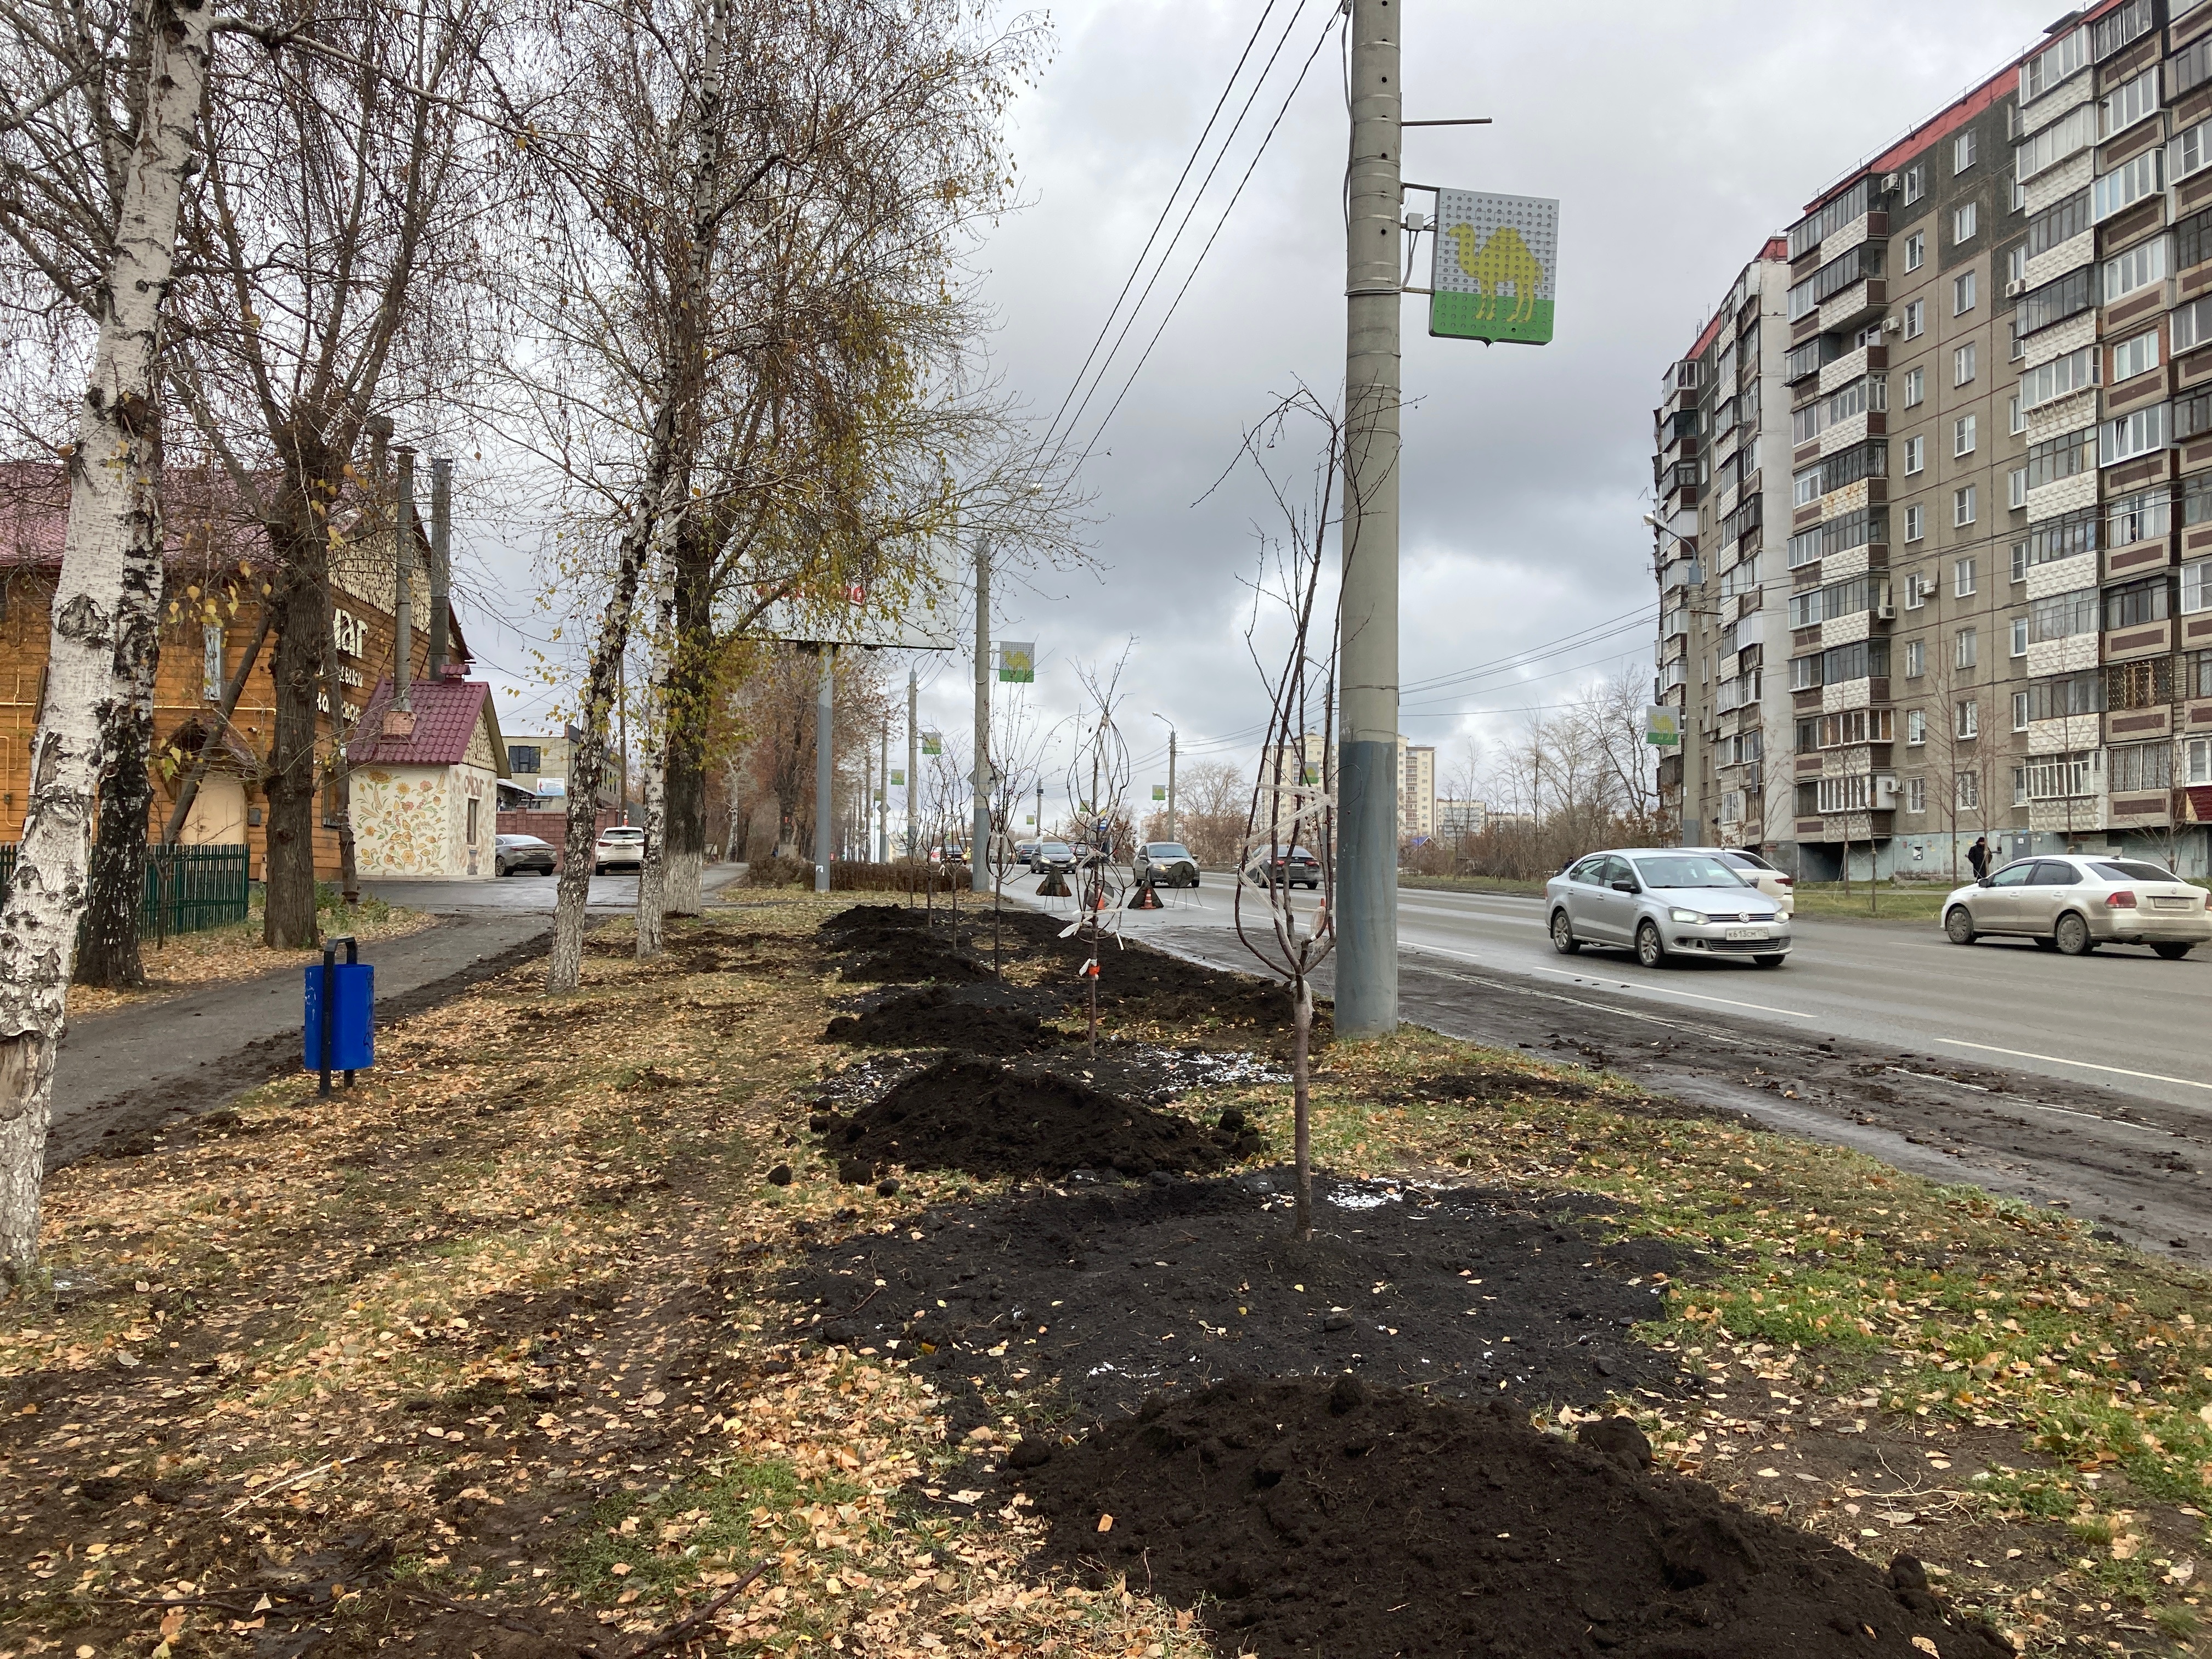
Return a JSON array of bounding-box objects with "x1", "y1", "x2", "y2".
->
[
  {"x1": 786, "y1": 1169, "x2": 1688, "y2": 1423},
  {"x1": 806, "y1": 1056, "x2": 1244, "y2": 1182},
  {"x1": 822, "y1": 981, "x2": 1066, "y2": 1054},
  {"x1": 1015, "y1": 1378, "x2": 2013, "y2": 1659}
]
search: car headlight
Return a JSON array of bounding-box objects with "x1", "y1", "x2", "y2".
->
[{"x1": 1668, "y1": 907, "x2": 1705, "y2": 924}]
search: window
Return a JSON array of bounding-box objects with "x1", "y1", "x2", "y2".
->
[
  {"x1": 1786, "y1": 244, "x2": 1881, "y2": 322},
  {"x1": 1788, "y1": 574, "x2": 1888, "y2": 628},
  {"x1": 1955, "y1": 130, "x2": 1977, "y2": 174},
  {"x1": 2184, "y1": 556, "x2": 2212, "y2": 613},
  {"x1": 2015, "y1": 101, "x2": 2096, "y2": 182},
  {"x1": 2103, "y1": 236, "x2": 2169, "y2": 305},
  {"x1": 1953, "y1": 270, "x2": 1976, "y2": 314},
  {"x1": 1903, "y1": 434, "x2": 1926, "y2": 475},
  {"x1": 2110, "y1": 328, "x2": 2160, "y2": 382},
  {"x1": 2108, "y1": 656, "x2": 2174, "y2": 708},
  {"x1": 1905, "y1": 637, "x2": 1926, "y2": 678},
  {"x1": 1954, "y1": 484, "x2": 1977, "y2": 527},
  {"x1": 1786, "y1": 176, "x2": 1877, "y2": 260},
  {"x1": 1953, "y1": 202, "x2": 1978, "y2": 245},
  {"x1": 1907, "y1": 708, "x2": 1927, "y2": 744},
  {"x1": 2100, "y1": 402, "x2": 2170, "y2": 467},
  {"x1": 1902, "y1": 161, "x2": 1926, "y2": 205},
  {"x1": 2019, "y1": 345, "x2": 2097, "y2": 411},
  {"x1": 2092, "y1": 0, "x2": 2156, "y2": 61},
  {"x1": 2195, "y1": 737, "x2": 2212, "y2": 786},
  {"x1": 2024, "y1": 428, "x2": 2096, "y2": 492},
  {"x1": 1907, "y1": 776, "x2": 1927, "y2": 813},
  {"x1": 2033, "y1": 587, "x2": 2098, "y2": 642},
  {"x1": 2177, "y1": 119, "x2": 2212, "y2": 194},
  {"x1": 2023, "y1": 751, "x2": 2096, "y2": 799},
  {"x1": 1956, "y1": 629, "x2": 1978, "y2": 670},
  {"x1": 1904, "y1": 569, "x2": 1929, "y2": 609},
  {"x1": 2103, "y1": 575, "x2": 2170, "y2": 630},
  {"x1": 2016, "y1": 266, "x2": 2096, "y2": 335},
  {"x1": 2011, "y1": 616, "x2": 2029, "y2": 656},
  {"x1": 1793, "y1": 464, "x2": 1821, "y2": 507},
  {"x1": 2008, "y1": 394, "x2": 2024, "y2": 435},
  {"x1": 2023, "y1": 672, "x2": 2104, "y2": 722},
  {"x1": 2021, "y1": 27, "x2": 2086, "y2": 103},
  {"x1": 1903, "y1": 299, "x2": 1926, "y2": 340},
  {"x1": 1816, "y1": 708, "x2": 1893, "y2": 747},
  {"x1": 201, "y1": 624, "x2": 223, "y2": 702},
  {"x1": 2100, "y1": 67, "x2": 2162, "y2": 146},
  {"x1": 1954, "y1": 557, "x2": 1977, "y2": 597},
  {"x1": 1815, "y1": 775, "x2": 1874, "y2": 815},
  {"x1": 2095, "y1": 146, "x2": 2165, "y2": 224},
  {"x1": 1905, "y1": 503, "x2": 1926, "y2": 541},
  {"x1": 1904, "y1": 231, "x2": 1925, "y2": 272},
  {"x1": 2006, "y1": 243, "x2": 2027, "y2": 287},
  {"x1": 1785, "y1": 507, "x2": 1886, "y2": 568},
  {"x1": 2109, "y1": 741, "x2": 2172, "y2": 793},
  {"x1": 1955, "y1": 770, "x2": 1980, "y2": 810},
  {"x1": 507, "y1": 743, "x2": 541, "y2": 774},
  {"x1": 1954, "y1": 342, "x2": 1976, "y2": 386},
  {"x1": 2012, "y1": 540, "x2": 2029, "y2": 583},
  {"x1": 2107, "y1": 486, "x2": 2171, "y2": 547},
  {"x1": 1784, "y1": 337, "x2": 1824, "y2": 382},
  {"x1": 2009, "y1": 467, "x2": 2028, "y2": 509},
  {"x1": 1904, "y1": 366, "x2": 1925, "y2": 407},
  {"x1": 2026, "y1": 188, "x2": 2092, "y2": 259},
  {"x1": 2014, "y1": 691, "x2": 2031, "y2": 731},
  {"x1": 1953, "y1": 414, "x2": 1977, "y2": 456}
]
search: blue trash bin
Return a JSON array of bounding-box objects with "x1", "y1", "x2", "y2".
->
[{"x1": 304, "y1": 936, "x2": 373, "y2": 1092}]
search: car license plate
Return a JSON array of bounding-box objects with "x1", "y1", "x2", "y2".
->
[
  {"x1": 1725, "y1": 927, "x2": 1769, "y2": 941},
  {"x1": 2154, "y1": 896, "x2": 2192, "y2": 910}
]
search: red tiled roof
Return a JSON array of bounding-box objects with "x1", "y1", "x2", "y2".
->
[{"x1": 348, "y1": 674, "x2": 493, "y2": 768}]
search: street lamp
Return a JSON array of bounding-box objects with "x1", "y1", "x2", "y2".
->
[{"x1": 1151, "y1": 714, "x2": 1177, "y2": 844}]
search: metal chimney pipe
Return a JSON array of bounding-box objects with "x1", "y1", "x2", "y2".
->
[
  {"x1": 427, "y1": 458, "x2": 453, "y2": 678},
  {"x1": 392, "y1": 446, "x2": 416, "y2": 712}
]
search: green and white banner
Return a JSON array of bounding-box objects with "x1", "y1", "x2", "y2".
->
[
  {"x1": 1645, "y1": 705, "x2": 1682, "y2": 748},
  {"x1": 997, "y1": 641, "x2": 1035, "y2": 683},
  {"x1": 1152, "y1": 785, "x2": 1166, "y2": 801},
  {"x1": 922, "y1": 730, "x2": 942, "y2": 757},
  {"x1": 1430, "y1": 189, "x2": 1559, "y2": 346},
  {"x1": 889, "y1": 769, "x2": 905, "y2": 787}
]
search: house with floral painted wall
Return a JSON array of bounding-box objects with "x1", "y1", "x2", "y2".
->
[{"x1": 346, "y1": 670, "x2": 510, "y2": 878}]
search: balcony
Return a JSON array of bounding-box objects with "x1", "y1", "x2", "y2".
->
[
  {"x1": 1819, "y1": 278, "x2": 1887, "y2": 334},
  {"x1": 2103, "y1": 619, "x2": 2172, "y2": 661}
]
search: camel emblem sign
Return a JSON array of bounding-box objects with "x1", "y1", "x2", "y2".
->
[{"x1": 1430, "y1": 189, "x2": 1558, "y2": 345}]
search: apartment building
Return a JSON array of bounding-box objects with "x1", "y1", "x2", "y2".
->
[
  {"x1": 1397, "y1": 736, "x2": 1437, "y2": 840},
  {"x1": 1655, "y1": 0, "x2": 2212, "y2": 879}
]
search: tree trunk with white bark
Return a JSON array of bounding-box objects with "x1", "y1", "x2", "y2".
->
[
  {"x1": 635, "y1": 565, "x2": 678, "y2": 960},
  {"x1": 0, "y1": 0, "x2": 214, "y2": 1289}
]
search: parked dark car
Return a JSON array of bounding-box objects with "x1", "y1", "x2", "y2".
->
[
  {"x1": 1133, "y1": 841, "x2": 1199, "y2": 888},
  {"x1": 1244, "y1": 845, "x2": 1321, "y2": 890},
  {"x1": 1032, "y1": 840, "x2": 1078, "y2": 874},
  {"x1": 494, "y1": 833, "x2": 557, "y2": 877}
]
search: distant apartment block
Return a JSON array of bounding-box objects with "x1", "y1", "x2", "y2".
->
[{"x1": 1655, "y1": 0, "x2": 2212, "y2": 878}]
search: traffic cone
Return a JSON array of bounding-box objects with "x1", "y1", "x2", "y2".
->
[{"x1": 1129, "y1": 879, "x2": 1162, "y2": 910}]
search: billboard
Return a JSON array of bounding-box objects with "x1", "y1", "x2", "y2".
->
[
  {"x1": 997, "y1": 641, "x2": 1035, "y2": 683},
  {"x1": 1430, "y1": 189, "x2": 1559, "y2": 346},
  {"x1": 1645, "y1": 705, "x2": 1683, "y2": 748}
]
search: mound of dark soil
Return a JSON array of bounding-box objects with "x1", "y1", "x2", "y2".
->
[
  {"x1": 835, "y1": 936, "x2": 992, "y2": 984},
  {"x1": 784, "y1": 1171, "x2": 1685, "y2": 1424},
  {"x1": 820, "y1": 903, "x2": 923, "y2": 939},
  {"x1": 822, "y1": 983, "x2": 1065, "y2": 1055},
  {"x1": 806, "y1": 1056, "x2": 1239, "y2": 1183},
  {"x1": 1015, "y1": 1378, "x2": 2011, "y2": 1659}
]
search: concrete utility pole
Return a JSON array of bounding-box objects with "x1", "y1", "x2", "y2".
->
[
  {"x1": 906, "y1": 667, "x2": 918, "y2": 858},
  {"x1": 971, "y1": 535, "x2": 991, "y2": 892},
  {"x1": 814, "y1": 646, "x2": 836, "y2": 893},
  {"x1": 1154, "y1": 714, "x2": 1178, "y2": 843},
  {"x1": 1336, "y1": 0, "x2": 1403, "y2": 1038},
  {"x1": 879, "y1": 715, "x2": 889, "y2": 861}
]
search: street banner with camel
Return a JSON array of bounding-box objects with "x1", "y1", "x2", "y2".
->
[{"x1": 1430, "y1": 189, "x2": 1559, "y2": 345}]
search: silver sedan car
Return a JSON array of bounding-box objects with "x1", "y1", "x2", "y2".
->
[
  {"x1": 1942, "y1": 854, "x2": 2211, "y2": 958},
  {"x1": 1547, "y1": 848, "x2": 1792, "y2": 969}
]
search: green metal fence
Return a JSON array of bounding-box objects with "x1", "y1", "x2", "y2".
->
[{"x1": 0, "y1": 843, "x2": 252, "y2": 944}]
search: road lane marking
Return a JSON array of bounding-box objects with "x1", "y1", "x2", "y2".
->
[
  {"x1": 1408, "y1": 944, "x2": 1813, "y2": 1019},
  {"x1": 1932, "y1": 1039, "x2": 2212, "y2": 1093}
]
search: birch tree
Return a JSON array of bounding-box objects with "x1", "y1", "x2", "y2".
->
[{"x1": 0, "y1": 0, "x2": 214, "y2": 1286}]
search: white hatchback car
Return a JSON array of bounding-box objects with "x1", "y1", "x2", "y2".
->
[
  {"x1": 1942, "y1": 854, "x2": 2211, "y2": 958},
  {"x1": 592, "y1": 825, "x2": 647, "y2": 873}
]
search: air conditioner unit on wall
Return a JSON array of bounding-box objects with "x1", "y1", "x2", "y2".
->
[
  {"x1": 1882, "y1": 172, "x2": 1901, "y2": 192},
  {"x1": 1882, "y1": 317, "x2": 1903, "y2": 334},
  {"x1": 2006, "y1": 279, "x2": 2029, "y2": 297},
  {"x1": 1874, "y1": 776, "x2": 1900, "y2": 809},
  {"x1": 1875, "y1": 602, "x2": 1897, "y2": 620}
]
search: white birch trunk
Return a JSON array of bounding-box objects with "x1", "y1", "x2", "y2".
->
[
  {"x1": 0, "y1": 0, "x2": 216, "y2": 1286},
  {"x1": 664, "y1": 846, "x2": 702, "y2": 915},
  {"x1": 634, "y1": 563, "x2": 678, "y2": 960}
]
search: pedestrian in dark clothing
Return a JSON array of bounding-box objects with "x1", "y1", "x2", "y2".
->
[{"x1": 1967, "y1": 836, "x2": 1990, "y2": 879}]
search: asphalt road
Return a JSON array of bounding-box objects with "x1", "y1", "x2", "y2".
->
[
  {"x1": 1102, "y1": 880, "x2": 2212, "y2": 1111},
  {"x1": 1026, "y1": 877, "x2": 2212, "y2": 1262}
]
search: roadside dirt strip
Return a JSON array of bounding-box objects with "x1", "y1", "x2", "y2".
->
[
  {"x1": 1134, "y1": 920, "x2": 2212, "y2": 1268},
  {"x1": 5, "y1": 897, "x2": 2208, "y2": 1658}
]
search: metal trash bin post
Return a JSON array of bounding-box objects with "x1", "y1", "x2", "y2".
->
[{"x1": 304, "y1": 935, "x2": 374, "y2": 1097}]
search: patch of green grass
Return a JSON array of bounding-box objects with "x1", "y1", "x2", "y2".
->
[
  {"x1": 1396, "y1": 873, "x2": 1547, "y2": 898},
  {"x1": 1784, "y1": 883, "x2": 1950, "y2": 921}
]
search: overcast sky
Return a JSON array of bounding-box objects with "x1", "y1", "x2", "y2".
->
[{"x1": 467, "y1": 0, "x2": 2061, "y2": 819}]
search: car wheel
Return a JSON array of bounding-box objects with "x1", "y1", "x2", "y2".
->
[
  {"x1": 1549, "y1": 910, "x2": 1580, "y2": 955},
  {"x1": 1752, "y1": 953, "x2": 1786, "y2": 968},
  {"x1": 1944, "y1": 906, "x2": 1977, "y2": 946},
  {"x1": 1635, "y1": 920, "x2": 1667, "y2": 970},
  {"x1": 2054, "y1": 912, "x2": 2093, "y2": 956},
  {"x1": 2153, "y1": 941, "x2": 2195, "y2": 960}
]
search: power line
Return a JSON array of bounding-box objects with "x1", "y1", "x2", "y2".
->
[{"x1": 1037, "y1": 0, "x2": 1288, "y2": 455}]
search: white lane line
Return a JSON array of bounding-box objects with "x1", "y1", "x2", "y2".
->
[
  {"x1": 1407, "y1": 943, "x2": 1814, "y2": 1019},
  {"x1": 1933, "y1": 1038, "x2": 2212, "y2": 1092}
]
